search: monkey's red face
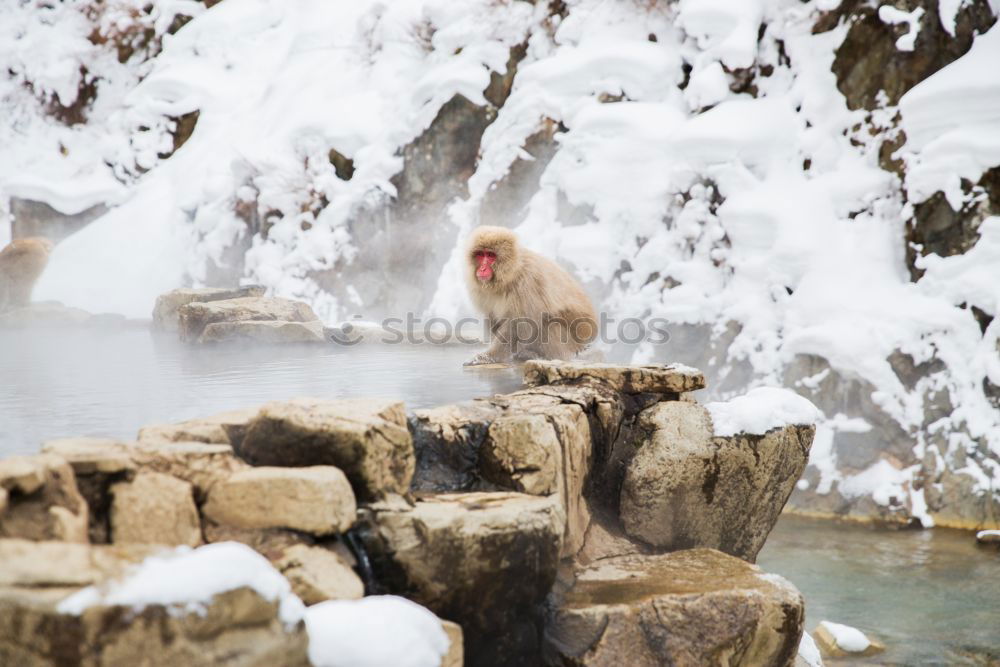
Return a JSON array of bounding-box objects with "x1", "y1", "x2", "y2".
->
[{"x1": 474, "y1": 250, "x2": 497, "y2": 282}]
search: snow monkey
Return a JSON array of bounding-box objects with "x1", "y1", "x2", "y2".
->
[
  {"x1": 0, "y1": 237, "x2": 54, "y2": 313},
  {"x1": 464, "y1": 226, "x2": 597, "y2": 365}
]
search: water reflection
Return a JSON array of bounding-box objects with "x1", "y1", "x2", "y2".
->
[{"x1": 0, "y1": 328, "x2": 522, "y2": 456}]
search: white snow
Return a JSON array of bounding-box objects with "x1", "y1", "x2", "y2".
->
[
  {"x1": 899, "y1": 24, "x2": 1000, "y2": 207},
  {"x1": 706, "y1": 387, "x2": 822, "y2": 437},
  {"x1": 57, "y1": 542, "x2": 306, "y2": 628},
  {"x1": 818, "y1": 620, "x2": 873, "y2": 653},
  {"x1": 798, "y1": 631, "x2": 824, "y2": 667},
  {"x1": 878, "y1": 6, "x2": 925, "y2": 52},
  {"x1": 305, "y1": 595, "x2": 449, "y2": 667}
]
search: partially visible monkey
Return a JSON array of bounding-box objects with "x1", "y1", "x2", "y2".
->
[
  {"x1": 464, "y1": 226, "x2": 597, "y2": 365},
  {"x1": 0, "y1": 237, "x2": 54, "y2": 313}
]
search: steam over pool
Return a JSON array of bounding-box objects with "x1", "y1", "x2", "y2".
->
[{"x1": 0, "y1": 327, "x2": 521, "y2": 456}]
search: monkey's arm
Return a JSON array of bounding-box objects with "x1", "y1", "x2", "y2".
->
[{"x1": 463, "y1": 318, "x2": 513, "y2": 366}]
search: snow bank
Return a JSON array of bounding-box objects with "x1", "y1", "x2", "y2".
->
[
  {"x1": 900, "y1": 23, "x2": 1000, "y2": 206},
  {"x1": 706, "y1": 387, "x2": 821, "y2": 437},
  {"x1": 817, "y1": 620, "x2": 872, "y2": 653},
  {"x1": 305, "y1": 595, "x2": 449, "y2": 667},
  {"x1": 57, "y1": 542, "x2": 306, "y2": 627}
]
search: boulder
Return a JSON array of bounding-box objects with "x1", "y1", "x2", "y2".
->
[
  {"x1": 0, "y1": 539, "x2": 159, "y2": 587},
  {"x1": 237, "y1": 398, "x2": 414, "y2": 501},
  {"x1": 152, "y1": 286, "x2": 266, "y2": 332},
  {"x1": 131, "y1": 442, "x2": 246, "y2": 501},
  {"x1": 110, "y1": 472, "x2": 202, "y2": 546},
  {"x1": 41, "y1": 439, "x2": 244, "y2": 542},
  {"x1": 0, "y1": 543, "x2": 310, "y2": 666},
  {"x1": 272, "y1": 543, "x2": 364, "y2": 605},
  {"x1": 0, "y1": 455, "x2": 88, "y2": 543},
  {"x1": 619, "y1": 401, "x2": 814, "y2": 562},
  {"x1": 177, "y1": 296, "x2": 318, "y2": 343},
  {"x1": 137, "y1": 408, "x2": 259, "y2": 448},
  {"x1": 544, "y1": 549, "x2": 804, "y2": 666},
  {"x1": 356, "y1": 492, "x2": 563, "y2": 667},
  {"x1": 197, "y1": 319, "x2": 326, "y2": 344},
  {"x1": 480, "y1": 404, "x2": 593, "y2": 556},
  {"x1": 203, "y1": 466, "x2": 356, "y2": 536},
  {"x1": 524, "y1": 360, "x2": 706, "y2": 394}
]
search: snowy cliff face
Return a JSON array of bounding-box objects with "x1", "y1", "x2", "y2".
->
[{"x1": 2, "y1": 0, "x2": 999, "y2": 528}]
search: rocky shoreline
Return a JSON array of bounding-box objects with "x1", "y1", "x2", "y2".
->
[{"x1": 0, "y1": 292, "x2": 825, "y2": 666}]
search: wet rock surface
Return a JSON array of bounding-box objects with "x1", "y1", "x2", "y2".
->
[
  {"x1": 544, "y1": 549, "x2": 804, "y2": 667},
  {"x1": 355, "y1": 492, "x2": 564, "y2": 667}
]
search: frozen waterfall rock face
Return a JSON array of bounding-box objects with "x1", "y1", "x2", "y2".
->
[
  {"x1": 353, "y1": 492, "x2": 564, "y2": 667},
  {"x1": 619, "y1": 398, "x2": 816, "y2": 562},
  {"x1": 543, "y1": 549, "x2": 804, "y2": 667},
  {"x1": 235, "y1": 398, "x2": 415, "y2": 501}
]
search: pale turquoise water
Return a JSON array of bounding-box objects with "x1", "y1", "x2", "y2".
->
[{"x1": 760, "y1": 516, "x2": 1000, "y2": 665}]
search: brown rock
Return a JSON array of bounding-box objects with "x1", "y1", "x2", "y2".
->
[
  {"x1": 152, "y1": 286, "x2": 265, "y2": 332},
  {"x1": 481, "y1": 404, "x2": 593, "y2": 556},
  {"x1": 110, "y1": 472, "x2": 202, "y2": 546},
  {"x1": 0, "y1": 455, "x2": 88, "y2": 543},
  {"x1": 237, "y1": 398, "x2": 414, "y2": 501},
  {"x1": 0, "y1": 539, "x2": 159, "y2": 587},
  {"x1": 41, "y1": 438, "x2": 135, "y2": 475},
  {"x1": 357, "y1": 492, "x2": 563, "y2": 667},
  {"x1": 203, "y1": 466, "x2": 356, "y2": 536},
  {"x1": 823, "y1": 0, "x2": 996, "y2": 109},
  {"x1": 137, "y1": 408, "x2": 259, "y2": 448},
  {"x1": 198, "y1": 319, "x2": 327, "y2": 344},
  {"x1": 0, "y1": 586, "x2": 308, "y2": 667},
  {"x1": 177, "y1": 296, "x2": 317, "y2": 342},
  {"x1": 273, "y1": 543, "x2": 364, "y2": 605},
  {"x1": 524, "y1": 359, "x2": 706, "y2": 394},
  {"x1": 544, "y1": 549, "x2": 804, "y2": 667},
  {"x1": 131, "y1": 441, "x2": 246, "y2": 501},
  {"x1": 619, "y1": 401, "x2": 813, "y2": 562}
]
